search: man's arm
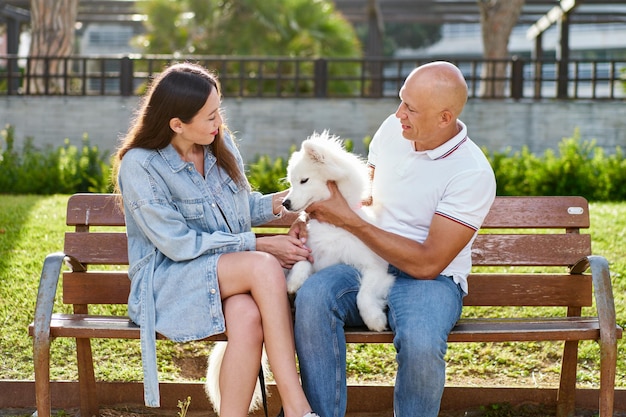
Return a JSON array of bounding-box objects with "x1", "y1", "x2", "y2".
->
[{"x1": 306, "y1": 182, "x2": 475, "y2": 279}]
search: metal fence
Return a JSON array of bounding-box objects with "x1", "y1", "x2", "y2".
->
[{"x1": 1, "y1": 55, "x2": 625, "y2": 100}]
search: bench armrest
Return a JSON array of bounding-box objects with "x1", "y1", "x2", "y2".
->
[
  {"x1": 32, "y1": 252, "x2": 67, "y2": 341},
  {"x1": 570, "y1": 255, "x2": 618, "y2": 344}
]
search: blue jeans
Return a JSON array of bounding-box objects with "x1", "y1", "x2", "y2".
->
[{"x1": 294, "y1": 264, "x2": 464, "y2": 417}]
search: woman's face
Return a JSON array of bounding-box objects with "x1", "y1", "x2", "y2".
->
[{"x1": 174, "y1": 88, "x2": 223, "y2": 147}]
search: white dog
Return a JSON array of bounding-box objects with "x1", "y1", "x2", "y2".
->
[{"x1": 282, "y1": 131, "x2": 395, "y2": 332}]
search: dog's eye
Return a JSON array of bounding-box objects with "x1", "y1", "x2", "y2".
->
[{"x1": 300, "y1": 178, "x2": 309, "y2": 184}]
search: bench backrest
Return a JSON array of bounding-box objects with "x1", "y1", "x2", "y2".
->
[{"x1": 61, "y1": 194, "x2": 593, "y2": 311}]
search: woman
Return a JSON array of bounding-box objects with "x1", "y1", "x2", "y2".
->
[{"x1": 113, "y1": 62, "x2": 318, "y2": 417}]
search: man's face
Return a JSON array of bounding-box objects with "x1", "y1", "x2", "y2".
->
[{"x1": 394, "y1": 80, "x2": 439, "y2": 143}]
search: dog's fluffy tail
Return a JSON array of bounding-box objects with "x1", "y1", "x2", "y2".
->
[{"x1": 204, "y1": 342, "x2": 270, "y2": 415}]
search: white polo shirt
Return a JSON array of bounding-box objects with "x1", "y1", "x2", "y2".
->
[{"x1": 367, "y1": 114, "x2": 496, "y2": 293}]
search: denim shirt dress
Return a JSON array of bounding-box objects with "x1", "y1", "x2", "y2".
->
[{"x1": 118, "y1": 134, "x2": 276, "y2": 407}]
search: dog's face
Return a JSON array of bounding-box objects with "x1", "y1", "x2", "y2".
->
[
  {"x1": 282, "y1": 131, "x2": 369, "y2": 212},
  {"x1": 282, "y1": 139, "x2": 334, "y2": 212}
]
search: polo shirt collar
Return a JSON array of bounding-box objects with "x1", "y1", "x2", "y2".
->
[{"x1": 424, "y1": 120, "x2": 468, "y2": 160}]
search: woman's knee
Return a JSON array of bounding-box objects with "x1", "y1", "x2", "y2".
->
[{"x1": 223, "y1": 295, "x2": 263, "y2": 344}]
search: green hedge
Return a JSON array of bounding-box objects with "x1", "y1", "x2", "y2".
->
[
  {"x1": 2, "y1": 125, "x2": 625, "y2": 201},
  {"x1": 486, "y1": 129, "x2": 626, "y2": 201},
  {"x1": 0, "y1": 125, "x2": 112, "y2": 194}
]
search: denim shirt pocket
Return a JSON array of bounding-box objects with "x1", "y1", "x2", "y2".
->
[{"x1": 172, "y1": 198, "x2": 208, "y2": 231}]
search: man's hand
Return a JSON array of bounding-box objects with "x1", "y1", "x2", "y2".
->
[{"x1": 306, "y1": 181, "x2": 358, "y2": 228}]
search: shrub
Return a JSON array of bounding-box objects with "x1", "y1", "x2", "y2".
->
[
  {"x1": 2, "y1": 125, "x2": 625, "y2": 201},
  {"x1": 0, "y1": 124, "x2": 112, "y2": 194},
  {"x1": 484, "y1": 129, "x2": 626, "y2": 201}
]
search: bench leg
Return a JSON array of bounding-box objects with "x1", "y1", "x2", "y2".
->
[
  {"x1": 556, "y1": 340, "x2": 578, "y2": 417},
  {"x1": 76, "y1": 337, "x2": 99, "y2": 417},
  {"x1": 598, "y1": 335, "x2": 617, "y2": 417},
  {"x1": 33, "y1": 336, "x2": 51, "y2": 417}
]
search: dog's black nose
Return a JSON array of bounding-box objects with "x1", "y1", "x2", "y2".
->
[{"x1": 282, "y1": 200, "x2": 292, "y2": 211}]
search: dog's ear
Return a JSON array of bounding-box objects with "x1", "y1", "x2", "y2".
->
[{"x1": 302, "y1": 140, "x2": 327, "y2": 164}]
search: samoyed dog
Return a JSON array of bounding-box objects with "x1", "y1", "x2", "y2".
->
[{"x1": 282, "y1": 130, "x2": 395, "y2": 332}]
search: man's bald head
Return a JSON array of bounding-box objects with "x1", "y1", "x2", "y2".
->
[{"x1": 403, "y1": 61, "x2": 468, "y2": 119}]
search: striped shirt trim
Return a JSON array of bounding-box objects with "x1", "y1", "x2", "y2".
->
[
  {"x1": 435, "y1": 211, "x2": 478, "y2": 231},
  {"x1": 434, "y1": 136, "x2": 467, "y2": 160}
]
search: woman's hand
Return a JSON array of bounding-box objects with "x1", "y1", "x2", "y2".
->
[
  {"x1": 256, "y1": 235, "x2": 312, "y2": 269},
  {"x1": 288, "y1": 213, "x2": 308, "y2": 243}
]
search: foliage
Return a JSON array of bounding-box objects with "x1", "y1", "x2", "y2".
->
[
  {"x1": 137, "y1": 0, "x2": 361, "y2": 57},
  {"x1": 177, "y1": 396, "x2": 191, "y2": 417},
  {"x1": 134, "y1": 0, "x2": 363, "y2": 95},
  {"x1": 247, "y1": 153, "x2": 290, "y2": 194},
  {"x1": 0, "y1": 125, "x2": 112, "y2": 194},
  {"x1": 485, "y1": 129, "x2": 626, "y2": 201}
]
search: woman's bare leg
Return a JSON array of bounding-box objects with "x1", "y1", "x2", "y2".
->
[
  {"x1": 219, "y1": 294, "x2": 264, "y2": 417},
  {"x1": 218, "y1": 251, "x2": 313, "y2": 417}
]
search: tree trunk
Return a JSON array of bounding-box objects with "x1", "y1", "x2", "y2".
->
[
  {"x1": 477, "y1": 0, "x2": 525, "y2": 97},
  {"x1": 28, "y1": 0, "x2": 78, "y2": 93}
]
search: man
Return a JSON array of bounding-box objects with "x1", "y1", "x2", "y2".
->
[{"x1": 293, "y1": 61, "x2": 497, "y2": 417}]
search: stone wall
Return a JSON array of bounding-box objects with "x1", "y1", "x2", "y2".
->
[{"x1": 2, "y1": 97, "x2": 624, "y2": 161}]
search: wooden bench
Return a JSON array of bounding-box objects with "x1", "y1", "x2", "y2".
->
[{"x1": 29, "y1": 193, "x2": 622, "y2": 417}]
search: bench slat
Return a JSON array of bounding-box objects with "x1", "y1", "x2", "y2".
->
[
  {"x1": 64, "y1": 232, "x2": 128, "y2": 265},
  {"x1": 464, "y1": 274, "x2": 592, "y2": 306},
  {"x1": 62, "y1": 272, "x2": 593, "y2": 307},
  {"x1": 63, "y1": 272, "x2": 130, "y2": 304},
  {"x1": 67, "y1": 193, "x2": 125, "y2": 227},
  {"x1": 63, "y1": 232, "x2": 591, "y2": 267},
  {"x1": 65, "y1": 195, "x2": 590, "y2": 230},
  {"x1": 481, "y1": 196, "x2": 589, "y2": 229},
  {"x1": 30, "y1": 314, "x2": 618, "y2": 345},
  {"x1": 471, "y1": 234, "x2": 590, "y2": 266}
]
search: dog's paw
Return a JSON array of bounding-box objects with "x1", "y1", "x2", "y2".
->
[
  {"x1": 286, "y1": 261, "x2": 314, "y2": 293},
  {"x1": 356, "y1": 290, "x2": 389, "y2": 331},
  {"x1": 360, "y1": 308, "x2": 388, "y2": 332}
]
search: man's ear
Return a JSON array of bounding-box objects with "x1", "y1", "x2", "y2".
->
[
  {"x1": 438, "y1": 110, "x2": 453, "y2": 127},
  {"x1": 169, "y1": 118, "x2": 183, "y2": 134}
]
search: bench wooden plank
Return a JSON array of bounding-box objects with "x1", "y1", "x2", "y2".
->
[
  {"x1": 64, "y1": 195, "x2": 591, "y2": 229},
  {"x1": 471, "y1": 234, "x2": 591, "y2": 266},
  {"x1": 29, "y1": 314, "x2": 620, "y2": 345},
  {"x1": 481, "y1": 196, "x2": 590, "y2": 229},
  {"x1": 64, "y1": 232, "x2": 128, "y2": 265},
  {"x1": 63, "y1": 232, "x2": 592, "y2": 267},
  {"x1": 66, "y1": 193, "x2": 124, "y2": 227},
  {"x1": 63, "y1": 271, "x2": 593, "y2": 307}
]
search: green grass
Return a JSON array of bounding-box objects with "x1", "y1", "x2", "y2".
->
[{"x1": 0, "y1": 195, "x2": 624, "y2": 389}]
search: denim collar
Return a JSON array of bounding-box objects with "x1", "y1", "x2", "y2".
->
[{"x1": 158, "y1": 143, "x2": 217, "y2": 175}]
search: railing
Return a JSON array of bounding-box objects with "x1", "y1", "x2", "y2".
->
[{"x1": 1, "y1": 55, "x2": 625, "y2": 100}]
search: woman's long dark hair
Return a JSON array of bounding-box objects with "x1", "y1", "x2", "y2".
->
[{"x1": 113, "y1": 62, "x2": 247, "y2": 192}]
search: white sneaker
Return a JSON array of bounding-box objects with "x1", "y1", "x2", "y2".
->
[{"x1": 303, "y1": 413, "x2": 320, "y2": 417}]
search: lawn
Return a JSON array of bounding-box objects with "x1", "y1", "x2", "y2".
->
[{"x1": 0, "y1": 194, "x2": 624, "y2": 389}]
